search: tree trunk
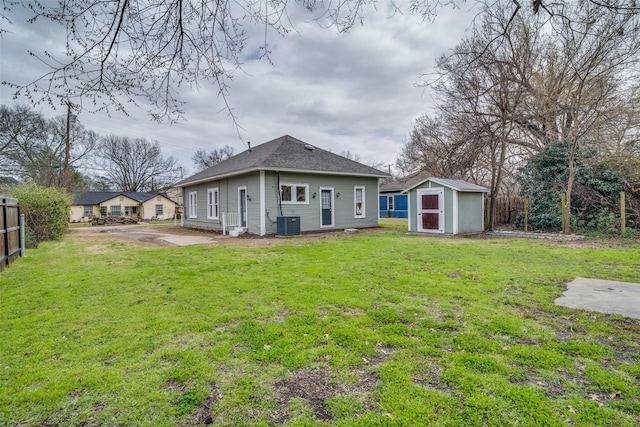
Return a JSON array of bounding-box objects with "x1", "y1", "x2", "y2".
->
[{"x1": 563, "y1": 140, "x2": 578, "y2": 234}]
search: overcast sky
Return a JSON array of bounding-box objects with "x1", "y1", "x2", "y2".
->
[{"x1": 0, "y1": 2, "x2": 477, "y2": 178}]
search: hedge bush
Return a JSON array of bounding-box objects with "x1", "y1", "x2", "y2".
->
[{"x1": 11, "y1": 183, "x2": 70, "y2": 248}]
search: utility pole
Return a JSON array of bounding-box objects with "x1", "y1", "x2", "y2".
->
[
  {"x1": 64, "y1": 101, "x2": 77, "y2": 195},
  {"x1": 64, "y1": 102, "x2": 71, "y2": 194}
]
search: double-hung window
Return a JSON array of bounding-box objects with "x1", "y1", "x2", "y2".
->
[
  {"x1": 387, "y1": 196, "x2": 394, "y2": 211},
  {"x1": 111, "y1": 205, "x2": 121, "y2": 216},
  {"x1": 83, "y1": 205, "x2": 92, "y2": 217},
  {"x1": 354, "y1": 186, "x2": 365, "y2": 218},
  {"x1": 280, "y1": 184, "x2": 308, "y2": 204},
  {"x1": 207, "y1": 188, "x2": 219, "y2": 219},
  {"x1": 155, "y1": 204, "x2": 163, "y2": 216},
  {"x1": 188, "y1": 192, "x2": 198, "y2": 218}
]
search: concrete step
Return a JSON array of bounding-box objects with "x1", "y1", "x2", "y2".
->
[{"x1": 228, "y1": 227, "x2": 247, "y2": 237}]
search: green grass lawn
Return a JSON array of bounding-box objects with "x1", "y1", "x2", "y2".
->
[{"x1": 1, "y1": 222, "x2": 639, "y2": 426}]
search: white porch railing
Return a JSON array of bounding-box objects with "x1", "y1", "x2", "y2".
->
[{"x1": 221, "y1": 212, "x2": 240, "y2": 235}]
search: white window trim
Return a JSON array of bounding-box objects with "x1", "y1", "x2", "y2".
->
[
  {"x1": 188, "y1": 191, "x2": 198, "y2": 218},
  {"x1": 207, "y1": 187, "x2": 219, "y2": 219},
  {"x1": 280, "y1": 183, "x2": 309, "y2": 204},
  {"x1": 354, "y1": 186, "x2": 366, "y2": 218},
  {"x1": 387, "y1": 195, "x2": 394, "y2": 211}
]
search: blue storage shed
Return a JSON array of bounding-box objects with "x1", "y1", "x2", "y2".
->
[{"x1": 379, "y1": 171, "x2": 429, "y2": 219}]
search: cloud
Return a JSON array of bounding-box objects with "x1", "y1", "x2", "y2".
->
[{"x1": 0, "y1": 2, "x2": 476, "y2": 175}]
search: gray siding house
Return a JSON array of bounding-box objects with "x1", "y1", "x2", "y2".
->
[
  {"x1": 177, "y1": 135, "x2": 390, "y2": 235},
  {"x1": 405, "y1": 177, "x2": 488, "y2": 235}
]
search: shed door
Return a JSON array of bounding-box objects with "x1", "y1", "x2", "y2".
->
[{"x1": 417, "y1": 189, "x2": 444, "y2": 233}]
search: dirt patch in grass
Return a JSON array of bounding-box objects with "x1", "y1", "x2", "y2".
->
[
  {"x1": 511, "y1": 373, "x2": 567, "y2": 398},
  {"x1": 270, "y1": 367, "x2": 377, "y2": 423},
  {"x1": 271, "y1": 368, "x2": 342, "y2": 422},
  {"x1": 413, "y1": 360, "x2": 450, "y2": 392},
  {"x1": 72, "y1": 225, "x2": 323, "y2": 248},
  {"x1": 188, "y1": 382, "x2": 221, "y2": 426},
  {"x1": 270, "y1": 348, "x2": 389, "y2": 424}
]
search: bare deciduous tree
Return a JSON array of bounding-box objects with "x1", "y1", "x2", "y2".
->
[
  {"x1": 1, "y1": 104, "x2": 98, "y2": 191},
  {"x1": 401, "y1": 2, "x2": 640, "y2": 232},
  {"x1": 0, "y1": 104, "x2": 48, "y2": 174},
  {"x1": 518, "y1": 3, "x2": 640, "y2": 233},
  {"x1": 99, "y1": 135, "x2": 178, "y2": 192},
  {"x1": 192, "y1": 145, "x2": 235, "y2": 171},
  {"x1": 4, "y1": 1, "x2": 638, "y2": 123}
]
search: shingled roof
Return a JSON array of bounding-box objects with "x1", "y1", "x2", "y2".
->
[
  {"x1": 379, "y1": 170, "x2": 429, "y2": 193},
  {"x1": 73, "y1": 192, "x2": 172, "y2": 205},
  {"x1": 381, "y1": 172, "x2": 489, "y2": 193},
  {"x1": 178, "y1": 135, "x2": 389, "y2": 186},
  {"x1": 403, "y1": 177, "x2": 489, "y2": 193}
]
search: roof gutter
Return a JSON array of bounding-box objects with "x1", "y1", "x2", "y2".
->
[{"x1": 178, "y1": 167, "x2": 389, "y2": 187}]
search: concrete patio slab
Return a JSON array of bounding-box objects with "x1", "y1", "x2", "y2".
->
[{"x1": 555, "y1": 277, "x2": 640, "y2": 319}]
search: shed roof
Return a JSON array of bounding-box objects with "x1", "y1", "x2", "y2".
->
[
  {"x1": 177, "y1": 135, "x2": 389, "y2": 186},
  {"x1": 403, "y1": 177, "x2": 489, "y2": 193},
  {"x1": 73, "y1": 192, "x2": 173, "y2": 205}
]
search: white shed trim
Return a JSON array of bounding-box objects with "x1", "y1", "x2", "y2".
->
[
  {"x1": 259, "y1": 170, "x2": 266, "y2": 236},
  {"x1": 452, "y1": 190, "x2": 459, "y2": 235}
]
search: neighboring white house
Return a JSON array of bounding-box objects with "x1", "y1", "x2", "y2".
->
[
  {"x1": 177, "y1": 135, "x2": 390, "y2": 236},
  {"x1": 70, "y1": 192, "x2": 178, "y2": 222}
]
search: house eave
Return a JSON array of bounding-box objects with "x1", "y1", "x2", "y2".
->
[
  {"x1": 179, "y1": 167, "x2": 389, "y2": 187},
  {"x1": 402, "y1": 177, "x2": 489, "y2": 193}
]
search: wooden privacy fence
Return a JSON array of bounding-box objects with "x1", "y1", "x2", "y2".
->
[
  {"x1": 486, "y1": 196, "x2": 525, "y2": 225},
  {"x1": 1, "y1": 196, "x2": 24, "y2": 271}
]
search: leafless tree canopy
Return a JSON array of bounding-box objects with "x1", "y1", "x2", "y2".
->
[
  {"x1": 3, "y1": 1, "x2": 639, "y2": 122},
  {"x1": 0, "y1": 104, "x2": 98, "y2": 190},
  {"x1": 192, "y1": 145, "x2": 235, "y2": 171},
  {"x1": 399, "y1": 1, "x2": 640, "y2": 231},
  {"x1": 99, "y1": 135, "x2": 178, "y2": 191}
]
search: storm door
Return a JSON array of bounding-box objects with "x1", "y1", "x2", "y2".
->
[
  {"x1": 238, "y1": 187, "x2": 248, "y2": 228},
  {"x1": 320, "y1": 188, "x2": 334, "y2": 227}
]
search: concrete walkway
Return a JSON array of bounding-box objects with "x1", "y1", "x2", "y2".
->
[{"x1": 555, "y1": 277, "x2": 640, "y2": 319}]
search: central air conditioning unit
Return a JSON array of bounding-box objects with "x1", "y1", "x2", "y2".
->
[{"x1": 277, "y1": 216, "x2": 301, "y2": 236}]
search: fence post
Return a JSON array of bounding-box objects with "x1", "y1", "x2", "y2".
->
[
  {"x1": 560, "y1": 192, "x2": 566, "y2": 231},
  {"x1": 2, "y1": 197, "x2": 6, "y2": 270},
  {"x1": 524, "y1": 199, "x2": 529, "y2": 232},
  {"x1": 20, "y1": 214, "x2": 25, "y2": 257},
  {"x1": 620, "y1": 191, "x2": 626, "y2": 235}
]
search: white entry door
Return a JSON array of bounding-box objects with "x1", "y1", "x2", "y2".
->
[{"x1": 417, "y1": 189, "x2": 444, "y2": 233}]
